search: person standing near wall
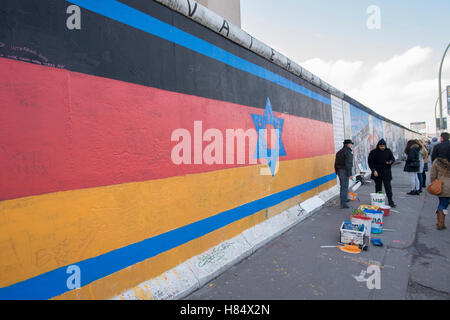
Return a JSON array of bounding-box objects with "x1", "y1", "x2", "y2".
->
[
  {"x1": 425, "y1": 139, "x2": 432, "y2": 157},
  {"x1": 404, "y1": 140, "x2": 421, "y2": 195},
  {"x1": 416, "y1": 140, "x2": 429, "y2": 193},
  {"x1": 335, "y1": 140, "x2": 354, "y2": 209},
  {"x1": 423, "y1": 140, "x2": 432, "y2": 187},
  {"x1": 430, "y1": 155, "x2": 450, "y2": 230},
  {"x1": 431, "y1": 132, "x2": 450, "y2": 163},
  {"x1": 368, "y1": 139, "x2": 396, "y2": 207},
  {"x1": 430, "y1": 137, "x2": 439, "y2": 163}
]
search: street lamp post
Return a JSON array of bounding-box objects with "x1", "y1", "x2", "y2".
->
[
  {"x1": 438, "y1": 42, "x2": 450, "y2": 130},
  {"x1": 435, "y1": 88, "x2": 447, "y2": 136}
]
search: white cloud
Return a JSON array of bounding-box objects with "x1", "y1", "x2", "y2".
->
[
  {"x1": 301, "y1": 46, "x2": 450, "y2": 133},
  {"x1": 301, "y1": 58, "x2": 364, "y2": 92}
]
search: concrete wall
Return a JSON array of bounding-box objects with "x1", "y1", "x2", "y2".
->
[
  {"x1": 196, "y1": 0, "x2": 241, "y2": 27},
  {"x1": 331, "y1": 95, "x2": 419, "y2": 173},
  {"x1": 0, "y1": 0, "x2": 420, "y2": 300}
]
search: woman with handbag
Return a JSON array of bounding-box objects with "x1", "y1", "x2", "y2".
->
[
  {"x1": 429, "y1": 157, "x2": 450, "y2": 230},
  {"x1": 404, "y1": 140, "x2": 421, "y2": 195}
]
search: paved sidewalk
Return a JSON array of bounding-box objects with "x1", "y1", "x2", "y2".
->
[{"x1": 185, "y1": 163, "x2": 450, "y2": 300}]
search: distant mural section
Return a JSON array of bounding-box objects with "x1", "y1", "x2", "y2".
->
[
  {"x1": 372, "y1": 116, "x2": 384, "y2": 151},
  {"x1": 349, "y1": 104, "x2": 371, "y2": 172},
  {"x1": 383, "y1": 122, "x2": 407, "y2": 161},
  {"x1": 344, "y1": 102, "x2": 420, "y2": 175},
  {"x1": 329, "y1": 94, "x2": 420, "y2": 176}
]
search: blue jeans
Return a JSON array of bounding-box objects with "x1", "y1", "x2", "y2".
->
[
  {"x1": 417, "y1": 172, "x2": 423, "y2": 190},
  {"x1": 438, "y1": 197, "x2": 450, "y2": 211},
  {"x1": 337, "y1": 169, "x2": 349, "y2": 206}
]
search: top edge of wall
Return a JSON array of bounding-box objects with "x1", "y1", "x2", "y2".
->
[
  {"x1": 152, "y1": 0, "x2": 343, "y2": 97},
  {"x1": 153, "y1": 0, "x2": 422, "y2": 136}
]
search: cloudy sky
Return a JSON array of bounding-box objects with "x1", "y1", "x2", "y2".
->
[{"x1": 241, "y1": 0, "x2": 450, "y2": 133}]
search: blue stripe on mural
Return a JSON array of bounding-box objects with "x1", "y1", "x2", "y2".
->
[
  {"x1": 67, "y1": 0, "x2": 330, "y2": 106},
  {"x1": 0, "y1": 172, "x2": 336, "y2": 300}
]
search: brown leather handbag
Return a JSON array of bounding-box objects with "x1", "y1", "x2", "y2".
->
[{"x1": 427, "y1": 168, "x2": 448, "y2": 196}]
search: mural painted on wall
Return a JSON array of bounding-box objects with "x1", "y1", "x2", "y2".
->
[
  {"x1": 342, "y1": 101, "x2": 352, "y2": 140},
  {"x1": 0, "y1": 0, "x2": 337, "y2": 300},
  {"x1": 331, "y1": 95, "x2": 345, "y2": 153},
  {"x1": 371, "y1": 116, "x2": 384, "y2": 151},
  {"x1": 382, "y1": 122, "x2": 407, "y2": 161},
  {"x1": 397, "y1": 127, "x2": 408, "y2": 160},
  {"x1": 350, "y1": 104, "x2": 370, "y2": 171},
  {"x1": 0, "y1": 0, "x2": 423, "y2": 301}
]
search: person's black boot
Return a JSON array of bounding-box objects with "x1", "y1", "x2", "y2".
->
[
  {"x1": 388, "y1": 199, "x2": 396, "y2": 208},
  {"x1": 414, "y1": 190, "x2": 421, "y2": 195},
  {"x1": 407, "y1": 190, "x2": 416, "y2": 195}
]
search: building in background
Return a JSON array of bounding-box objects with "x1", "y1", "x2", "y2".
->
[
  {"x1": 196, "y1": 0, "x2": 241, "y2": 27},
  {"x1": 410, "y1": 121, "x2": 427, "y2": 135}
]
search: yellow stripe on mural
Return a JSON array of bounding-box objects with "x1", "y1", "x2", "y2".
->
[
  {"x1": 0, "y1": 154, "x2": 335, "y2": 289},
  {"x1": 55, "y1": 207, "x2": 269, "y2": 300},
  {"x1": 57, "y1": 178, "x2": 337, "y2": 300},
  {"x1": 57, "y1": 182, "x2": 337, "y2": 300}
]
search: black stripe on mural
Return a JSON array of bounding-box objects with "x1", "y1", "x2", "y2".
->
[{"x1": 0, "y1": 0, "x2": 332, "y2": 123}]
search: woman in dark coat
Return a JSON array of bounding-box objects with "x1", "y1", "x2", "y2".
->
[
  {"x1": 368, "y1": 139, "x2": 396, "y2": 207},
  {"x1": 404, "y1": 140, "x2": 421, "y2": 195}
]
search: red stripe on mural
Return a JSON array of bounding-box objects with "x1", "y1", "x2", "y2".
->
[{"x1": 0, "y1": 59, "x2": 334, "y2": 200}]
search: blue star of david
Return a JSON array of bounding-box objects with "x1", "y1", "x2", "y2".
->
[{"x1": 251, "y1": 98, "x2": 287, "y2": 176}]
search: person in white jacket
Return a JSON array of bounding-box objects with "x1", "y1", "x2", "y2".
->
[{"x1": 416, "y1": 140, "x2": 428, "y2": 193}]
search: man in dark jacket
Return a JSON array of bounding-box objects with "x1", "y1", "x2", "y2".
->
[
  {"x1": 335, "y1": 139, "x2": 354, "y2": 208},
  {"x1": 368, "y1": 139, "x2": 396, "y2": 207},
  {"x1": 431, "y1": 132, "x2": 450, "y2": 162}
]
